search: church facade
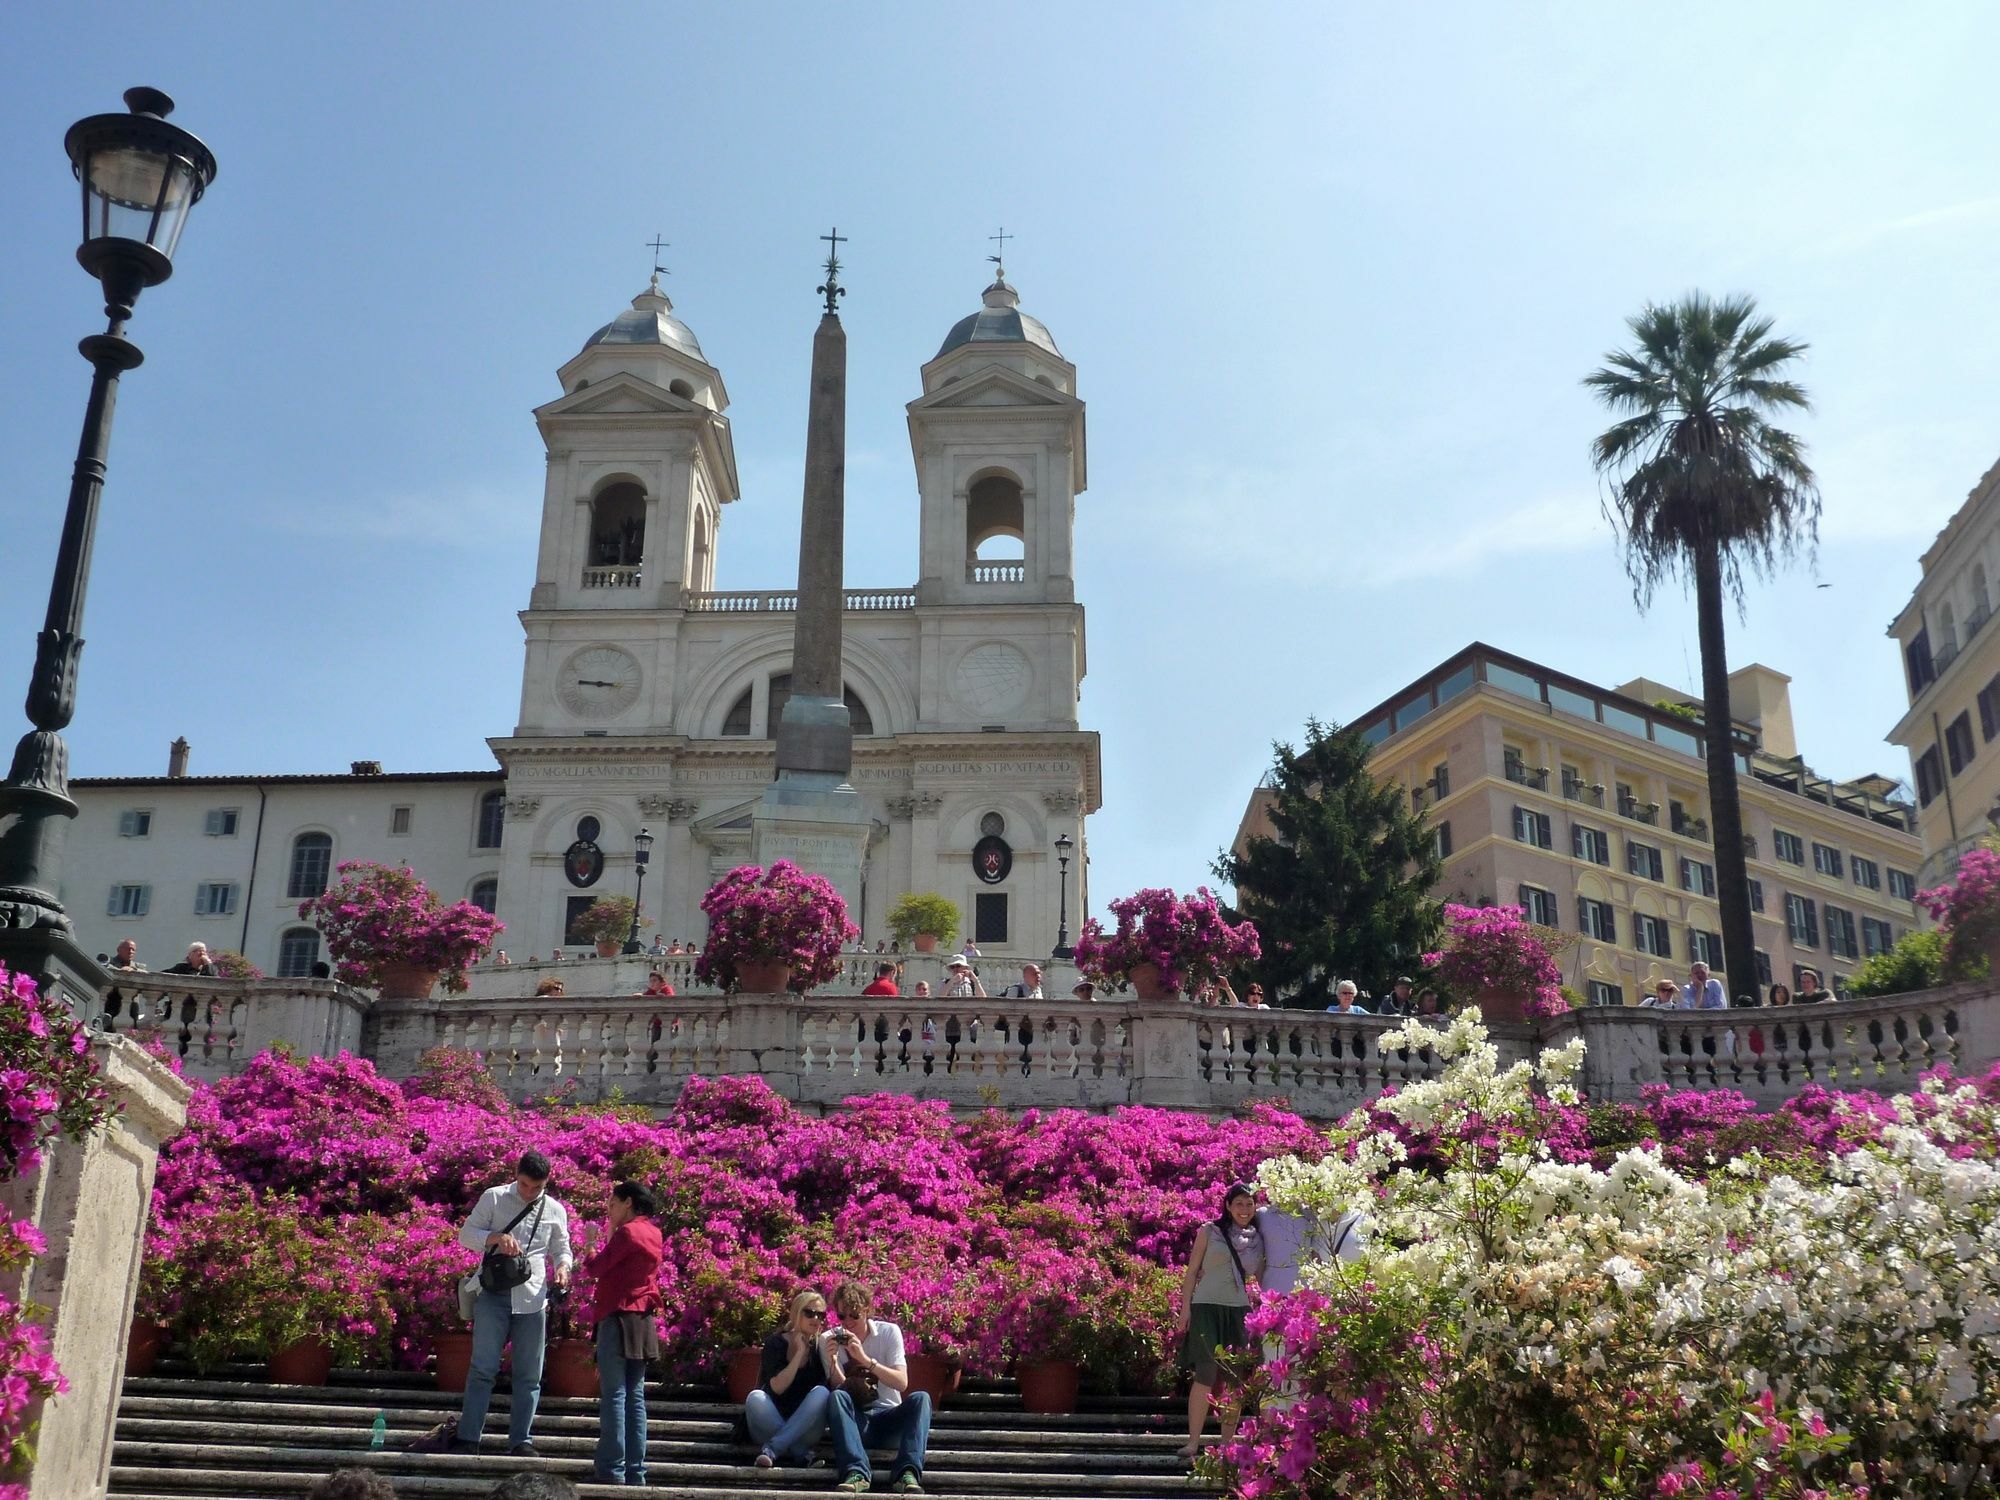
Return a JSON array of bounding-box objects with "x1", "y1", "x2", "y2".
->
[{"x1": 61, "y1": 273, "x2": 1101, "y2": 973}]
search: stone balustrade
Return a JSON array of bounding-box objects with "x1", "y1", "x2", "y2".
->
[
  {"x1": 459, "y1": 950, "x2": 1084, "y2": 1003},
  {"x1": 75, "y1": 970, "x2": 2000, "y2": 1119}
]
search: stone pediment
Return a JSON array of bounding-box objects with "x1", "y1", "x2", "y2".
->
[
  {"x1": 908, "y1": 365, "x2": 1074, "y2": 413},
  {"x1": 534, "y1": 371, "x2": 702, "y2": 421},
  {"x1": 691, "y1": 798, "x2": 758, "y2": 844}
]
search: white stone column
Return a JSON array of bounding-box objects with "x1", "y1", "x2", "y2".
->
[{"x1": 0, "y1": 1037, "x2": 190, "y2": 1500}]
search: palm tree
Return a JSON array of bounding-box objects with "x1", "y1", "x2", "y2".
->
[{"x1": 1585, "y1": 293, "x2": 1820, "y2": 1003}]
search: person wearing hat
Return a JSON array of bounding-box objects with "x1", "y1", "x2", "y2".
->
[
  {"x1": 1385, "y1": 977, "x2": 1416, "y2": 1016},
  {"x1": 1071, "y1": 979, "x2": 1099, "y2": 1002},
  {"x1": 940, "y1": 955, "x2": 987, "y2": 998}
]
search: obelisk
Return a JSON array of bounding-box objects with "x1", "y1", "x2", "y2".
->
[{"x1": 752, "y1": 231, "x2": 871, "y2": 920}]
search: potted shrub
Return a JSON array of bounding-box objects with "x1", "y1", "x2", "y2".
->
[
  {"x1": 572, "y1": 895, "x2": 647, "y2": 958},
  {"x1": 211, "y1": 950, "x2": 263, "y2": 979},
  {"x1": 1072, "y1": 887, "x2": 1260, "y2": 1000},
  {"x1": 1423, "y1": 903, "x2": 1566, "y2": 1023},
  {"x1": 1919, "y1": 847, "x2": 2000, "y2": 979},
  {"x1": 695, "y1": 861, "x2": 857, "y2": 994},
  {"x1": 299, "y1": 861, "x2": 504, "y2": 998},
  {"x1": 887, "y1": 892, "x2": 961, "y2": 955},
  {"x1": 695, "y1": 1276, "x2": 786, "y2": 1402}
]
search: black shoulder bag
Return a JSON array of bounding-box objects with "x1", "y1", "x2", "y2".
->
[{"x1": 478, "y1": 1194, "x2": 548, "y2": 1294}]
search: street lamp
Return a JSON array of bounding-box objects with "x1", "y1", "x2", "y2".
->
[
  {"x1": 1052, "y1": 833, "x2": 1075, "y2": 959},
  {"x1": 623, "y1": 827, "x2": 654, "y2": 954},
  {"x1": 0, "y1": 89, "x2": 215, "y2": 1003}
]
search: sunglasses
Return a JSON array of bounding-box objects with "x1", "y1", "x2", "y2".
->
[{"x1": 802, "y1": 1308, "x2": 827, "y2": 1320}]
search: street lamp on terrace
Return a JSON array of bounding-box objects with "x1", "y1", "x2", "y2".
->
[
  {"x1": 1052, "y1": 833, "x2": 1075, "y2": 959},
  {"x1": 623, "y1": 826, "x2": 654, "y2": 954}
]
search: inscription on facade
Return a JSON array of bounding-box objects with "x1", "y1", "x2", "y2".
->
[
  {"x1": 516, "y1": 763, "x2": 678, "y2": 782},
  {"x1": 913, "y1": 760, "x2": 1079, "y2": 778}
]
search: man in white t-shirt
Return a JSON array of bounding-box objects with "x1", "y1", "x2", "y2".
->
[
  {"x1": 1256, "y1": 1204, "x2": 1365, "y2": 1408},
  {"x1": 825, "y1": 1281, "x2": 931, "y2": 1493}
]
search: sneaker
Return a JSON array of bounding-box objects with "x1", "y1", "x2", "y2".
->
[
  {"x1": 755, "y1": 1450, "x2": 776, "y2": 1469},
  {"x1": 893, "y1": 1474, "x2": 924, "y2": 1494},
  {"x1": 508, "y1": 1441, "x2": 539, "y2": 1457},
  {"x1": 837, "y1": 1473, "x2": 870, "y2": 1492}
]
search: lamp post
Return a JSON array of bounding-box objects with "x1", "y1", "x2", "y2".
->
[
  {"x1": 1052, "y1": 833, "x2": 1074, "y2": 959},
  {"x1": 0, "y1": 89, "x2": 215, "y2": 1005},
  {"x1": 623, "y1": 826, "x2": 654, "y2": 954}
]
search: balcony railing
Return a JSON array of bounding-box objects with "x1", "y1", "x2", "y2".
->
[
  {"x1": 1504, "y1": 762, "x2": 1550, "y2": 791},
  {"x1": 1672, "y1": 812, "x2": 1711, "y2": 842},
  {"x1": 1562, "y1": 779, "x2": 1605, "y2": 808},
  {"x1": 581, "y1": 565, "x2": 642, "y2": 589},
  {"x1": 967, "y1": 561, "x2": 1027, "y2": 584},
  {"x1": 1618, "y1": 797, "x2": 1660, "y2": 826},
  {"x1": 682, "y1": 587, "x2": 917, "y2": 613}
]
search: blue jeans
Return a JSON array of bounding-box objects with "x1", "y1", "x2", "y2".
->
[
  {"x1": 458, "y1": 1291, "x2": 546, "y2": 1448},
  {"x1": 829, "y1": 1389, "x2": 932, "y2": 1482},
  {"x1": 746, "y1": 1384, "x2": 831, "y2": 1463},
  {"x1": 595, "y1": 1316, "x2": 649, "y2": 1482}
]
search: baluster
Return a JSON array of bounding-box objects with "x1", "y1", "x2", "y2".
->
[
  {"x1": 574, "y1": 1012, "x2": 600, "y2": 1086},
  {"x1": 969, "y1": 1011, "x2": 997, "y2": 1077}
]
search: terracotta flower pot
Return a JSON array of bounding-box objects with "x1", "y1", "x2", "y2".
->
[
  {"x1": 433, "y1": 1329, "x2": 475, "y2": 1392},
  {"x1": 595, "y1": 939, "x2": 622, "y2": 959},
  {"x1": 913, "y1": 934, "x2": 939, "y2": 954},
  {"x1": 725, "y1": 1346, "x2": 763, "y2": 1403},
  {"x1": 126, "y1": 1319, "x2": 171, "y2": 1377},
  {"x1": 266, "y1": 1338, "x2": 336, "y2": 1387},
  {"x1": 544, "y1": 1336, "x2": 600, "y2": 1399},
  {"x1": 1476, "y1": 986, "x2": 1530, "y2": 1025},
  {"x1": 905, "y1": 1351, "x2": 959, "y2": 1406},
  {"x1": 735, "y1": 958, "x2": 793, "y2": 995},
  {"x1": 1017, "y1": 1357, "x2": 1080, "y2": 1414},
  {"x1": 1127, "y1": 962, "x2": 1172, "y2": 1001},
  {"x1": 374, "y1": 962, "x2": 441, "y2": 1000}
]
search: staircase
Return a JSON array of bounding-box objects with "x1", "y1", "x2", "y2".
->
[{"x1": 110, "y1": 1368, "x2": 1206, "y2": 1500}]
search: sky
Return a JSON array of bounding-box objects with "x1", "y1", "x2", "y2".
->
[{"x1": 1, "y1": 3, "x2": 1995, "y2": 907}]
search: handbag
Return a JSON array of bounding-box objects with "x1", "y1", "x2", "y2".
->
[{"x1": 471, "y1": 1194, "x2": 549, "y2": 1301}]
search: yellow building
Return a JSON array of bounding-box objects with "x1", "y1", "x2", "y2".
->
[
  {"x1": 1887, "y1": 455, "x2": 2000, "y2": 886},
  {"x1": 1235, "y1": 643, "x2": 1923, "y2": 1003}
]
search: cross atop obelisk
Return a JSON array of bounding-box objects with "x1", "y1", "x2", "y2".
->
[{"x1": 754, "y1": 232, "x2": 870, "y2": 917}]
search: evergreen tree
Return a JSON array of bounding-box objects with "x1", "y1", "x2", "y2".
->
[{"x1": 1215, "y1": 717, "x2": 1443, "y2": 1008}]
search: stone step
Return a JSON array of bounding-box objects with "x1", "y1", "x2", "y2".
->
[
  {"x1": 111, "y1": 1473, "x2": 1198, "y2": 1500},
  {"x1": 113, "y1": 1443, "x2": 1186, "y2": 1493},
  {"x1": 120, "y1": 1378, "x2": 1181, "y2": 1432},
  {"x1": 112, "y1": 1421, "x2": 1190, "y2": 1472}
]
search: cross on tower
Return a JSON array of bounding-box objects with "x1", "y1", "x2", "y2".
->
[
  {"x1": 646, "y1": 234, "x2": 670, "y2": 278},
  {"x1": 817, "y1": 227, "x2": 848, "y2": 315},
  {"x1": 987, "y1": 225, "x2": 1013, "y2": 276}
]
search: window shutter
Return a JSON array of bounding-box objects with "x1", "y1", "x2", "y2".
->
[
  {"x1": 1805, "y1": 899, "x2": 1819, "y2": 945},
  {"x1": 107, "y1": 886, "x2": 121, "y2": 916},
  {"x1": 136, "y1": 885, "x2": 150, "y2": 917}
]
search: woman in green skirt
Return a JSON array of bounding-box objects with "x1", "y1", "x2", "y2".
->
[{"x1": 1173, "y1": 1183, "x2": 1265, "y2": 1458}]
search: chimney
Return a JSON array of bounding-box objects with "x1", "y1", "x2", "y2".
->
[
  {"x1": 350, "y1": 759, "x2": 383, "y2": 776},
  {"x1": 167, "y1": 737, "x2": 190, "y2": 778}
]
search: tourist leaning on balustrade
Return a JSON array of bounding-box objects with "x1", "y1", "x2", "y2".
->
[
  {"x1": 748, "y1": 1289, "x2": 836, "y2": 1468},
  {"x1": 584, "y1": 1180, "x2": 664, "y2": 1486},
  {"x1": 454, "y1": 1150, "x2": 574, "y2": 1456}
]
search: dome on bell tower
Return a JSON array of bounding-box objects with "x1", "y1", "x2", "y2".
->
[
  {"x1": 936, "y1": 275, "x2": 1060, "y2": 359},
  {"x1": 580, "y1": 275, "x2": 706, "y2": 360}
]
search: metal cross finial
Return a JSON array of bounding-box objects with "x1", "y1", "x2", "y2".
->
[
  {"x1": 987, "y1": 225, "x2": 1012, "y2": 277},
  {"x1": 647, "y1": 234, "x2": 670, "y2": 275},
  {"x1": 817, "y1": 227, "x2": 848, "y2": 315}
]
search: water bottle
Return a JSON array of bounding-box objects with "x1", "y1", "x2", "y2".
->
[{"x1": 369, "y1": 1411, "x2": 387, "y2": 1451}]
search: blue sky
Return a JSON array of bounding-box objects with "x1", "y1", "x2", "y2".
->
[{"x1": 1, "y1": 3, "x2": 1995, "y2": 906}]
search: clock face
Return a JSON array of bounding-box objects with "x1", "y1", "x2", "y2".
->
[
  {"x1": 558, "y1": 645, "x2": 642, "y2": 720},
  {"x1": 953, "y1": 643, "x2": 1031, "y2": 716}
]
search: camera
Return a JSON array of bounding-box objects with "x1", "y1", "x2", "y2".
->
[{"x1": 834, "y1": 1328, "x2": 854, "y2": 1345}]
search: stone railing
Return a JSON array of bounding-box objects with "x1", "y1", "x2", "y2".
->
[
  {"x1": 581, "y1": 564, "x2": 642, "y2": 588},
  {"x1": 967, "y1": 561, "x2": 1026, "y2": 584},
  {"x1": 77, "y1": 970, "x2": 2000, "y2": 1119},
  {"x1": 82, "y1": 972, "x2": 369, "y2": 1083},
  {"x1": 681, "y1": 587, "x2": 916, "y2": 613},
  {"x1": 460, "y1": 951, "x2": 1083, "y2": 1003}
]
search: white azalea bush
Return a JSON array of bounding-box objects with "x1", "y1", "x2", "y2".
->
[{"x1": 1216, "y1": 1010, "x2": 2000, "y2": 1498}]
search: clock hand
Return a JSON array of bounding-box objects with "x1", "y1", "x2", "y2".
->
[{"x1": 576, "y1": 678, "x2": 619, "y2": 688}]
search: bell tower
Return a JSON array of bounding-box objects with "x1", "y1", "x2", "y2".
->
[{"x1": 907, "y1": 272, "x2": 1085, "y2": 609}]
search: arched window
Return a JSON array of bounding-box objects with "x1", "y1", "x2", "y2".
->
[
  {"x1": 588, "y1": 481, "x2": 646, "y2": 571},
  {"x1": 287, "y1": 832, "x2": 333, "y2": 899},
  {"x1": 766, "y1": 673, "x2": 875, "y2": 736},
  {"x1": 722, "y1": 685, "x2": 755, "y2": 736},
  {"x1": 475, "y1": 789, "x2": 505, "y2": 849},
  {"x1": 966, "y1": 474, "x2": 1025, "y2": 565},
  {"x1": 1941, "y1": 601, "x2": 1960, "y2": 655},
  {"x1": 691, "y1": 511, "x2": 713, "y2": 592},
  {"x1": 470, "y1": 877, "x2": 499, "y2": 914},
  {"x1": 277, "y1": 926, "x2": 321, "y2": 978}
]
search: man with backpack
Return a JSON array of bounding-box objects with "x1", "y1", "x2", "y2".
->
[{"x1": 454, "y1": 1151, "x2": 574, "y2": 1455}]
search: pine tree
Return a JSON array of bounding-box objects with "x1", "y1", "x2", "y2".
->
[{"x1": 1214, "y1": 717, "x2": 1443, "y2": 1009}]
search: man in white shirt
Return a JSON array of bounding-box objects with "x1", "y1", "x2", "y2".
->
[
  {"x1": 1000, "y1": 963, "x2": 1044, "y2": 999},
  {"x1": 1256, "y1": 1205, "x2": 1365, "y2": 1408},
  {"x1": 454, "y1": 1151, "x2": 574, "y2": 1455},
  {"x1": 940, "y1": 956, "x2": 986, "y2": 998},
  {"x1": 1680, "y1": 962, "x2": 1728, "y2": 1010},
  {"x1": 825, "y1": 1281, "x2": 932, "y2": 1493}
]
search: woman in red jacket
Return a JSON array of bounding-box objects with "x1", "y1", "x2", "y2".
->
[{"x1": 586, "y1": 1180, "x2": 665, "y2": 1486}]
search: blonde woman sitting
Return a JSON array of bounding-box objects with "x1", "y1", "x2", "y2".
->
[{"x1": 746, "y1": 1289, "x2": 835, "y2": 1468}]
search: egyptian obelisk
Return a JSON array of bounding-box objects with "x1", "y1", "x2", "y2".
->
[{"x1": 751, "y1": 231, "x2": 871, "y2": 920}]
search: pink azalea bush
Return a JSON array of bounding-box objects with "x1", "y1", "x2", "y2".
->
[
  {"x1": 1919, "y1": 845, "x2": 2000, "y2": 978},
  {"x1": 1, "y1": 962, "x2": 112, "y2": 1496},
  {"x1": 695, "y1": 861, "x2": 857, "y2": 991},
  {"x1": 299, "y1": 861, "x2": 503, "y2": 995},
  {"x1": 1422, "y1": 902, "x2": 1567, "y2": 1017},
  {"x1": 1073, "y1": 887, "x2": 1261, "y2": 995}
]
